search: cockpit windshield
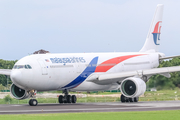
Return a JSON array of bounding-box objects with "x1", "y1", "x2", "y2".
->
[{"x1": 13, "y1": 64, "x2": 32, "y2": 69}]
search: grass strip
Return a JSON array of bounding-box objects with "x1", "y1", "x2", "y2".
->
[{"x1": 0, "y1": 110, "x2": 180, "y2": 120}]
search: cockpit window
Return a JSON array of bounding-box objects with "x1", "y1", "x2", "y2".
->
[
  {"x1": 25, "y1": 65, "x2": 28, "y2": 69},
  {"x1": 27, "y1": 65, "x2": 32, "y2": 69},
  {"x1": 17, "y1": 65, "x2": 24, "y2": 69},
  {"x1": 13, "y1": 65, "x2": 17, "y2": 69},
  {"x1": 13, "y1": 64, "x2": 32, "y2": 69}
]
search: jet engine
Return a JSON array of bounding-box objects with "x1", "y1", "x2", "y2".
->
[
  {"x1": 120, "y1": 77, "x2": 146, "y2": 98},
  {"x1": 10, "y1": 84, "x2": 30, "y2": 100}
]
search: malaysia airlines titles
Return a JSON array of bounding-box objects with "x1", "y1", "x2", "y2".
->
[{"x1": 50, "y1": 57, "x2": 86, "y2": 64}]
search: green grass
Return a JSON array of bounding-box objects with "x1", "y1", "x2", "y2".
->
[
  {"x1": 0, "y1": 110, "x2": 180, "y2": 120},
  {"x1": 87, "y1": 92, "x2": 120, "y2": 95},
  {"x1": 50, "y1": 91, "x2": 121, "y2": 94},
  {"x1": 139, "y1": 89, "x2": 180, "y2": 101}
]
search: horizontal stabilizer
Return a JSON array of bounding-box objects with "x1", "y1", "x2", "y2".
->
[{"x1": 159, "y1": 55, "x2": 180, "y2": 60}]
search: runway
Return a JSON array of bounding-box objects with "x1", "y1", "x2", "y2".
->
[{"x1": 0, "y1": 101, "x2": 180, "y2": 114}]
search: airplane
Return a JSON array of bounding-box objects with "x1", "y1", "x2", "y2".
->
[{"x1": 0, "y1": 4, "x2": 180, "y2": 106}]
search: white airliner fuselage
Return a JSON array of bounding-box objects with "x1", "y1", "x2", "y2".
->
[{"x1": 11, "y1": 52, "x2": 159, "y2": 92}]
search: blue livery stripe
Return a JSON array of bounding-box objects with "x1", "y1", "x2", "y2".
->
[{"x1": 62, "y1": 57, "x2": 98, "y2": 89}]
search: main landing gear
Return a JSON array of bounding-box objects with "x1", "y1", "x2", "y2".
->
[
  {"x1": 58, "y1": 89, "x2": 77, "y2": 104},
  {"x1": 120, "y1": 94, "x2": 139, "y2": 103}
]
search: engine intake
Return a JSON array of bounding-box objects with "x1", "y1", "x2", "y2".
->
[
  {"x1": 120, "y1": 77, "x2": 146, "y2": 98},
  {"x1": 10, "y1": 84, "x2": 30, "y2": 100}
]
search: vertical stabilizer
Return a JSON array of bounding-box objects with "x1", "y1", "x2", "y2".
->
[{"x1": 140, "y1": 4, "x2": 164, "y2": 52}]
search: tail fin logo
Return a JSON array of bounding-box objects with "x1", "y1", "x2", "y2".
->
[{"x1": 152, "y1": 21, "x2": 162, "y2": 45}]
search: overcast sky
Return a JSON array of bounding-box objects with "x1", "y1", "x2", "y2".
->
[{"x1": 0, "y1": 0, "x2": 180, "y2": 60}]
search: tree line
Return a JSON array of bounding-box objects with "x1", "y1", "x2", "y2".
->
[
  {"x1": 0, "y1": 59, "x2": 17, "y2": 87},
  {"x1": 148, "y1": 57, "x2": 180, "y2": 90},
  {"x1": 0, "y1": 57, "x2": 180, "y2": 90}
]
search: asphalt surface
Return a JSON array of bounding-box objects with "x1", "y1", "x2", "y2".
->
[{"x1": 0, "y1": 101, "x2": 180, "y2": 114}]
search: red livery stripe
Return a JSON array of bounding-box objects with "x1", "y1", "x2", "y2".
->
[
  {"x1": 152, "y1": 21, "x2": 162, "y2": 33},
  {"x1": 95, "y1": 54, "x2": 144, "y2": 72}
]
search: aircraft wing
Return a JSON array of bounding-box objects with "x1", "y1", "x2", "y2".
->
[
  {"x1": 87, "y1": 66, "x2": 180, "y2": 85},
  {"x1": 0, "y1": 69, "x2": 11, "y2": 76}
]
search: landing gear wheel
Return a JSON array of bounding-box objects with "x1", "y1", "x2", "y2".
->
[
  {"x1": 129, "y1": 98, "x2": 133, "y2": 102},
  {"x1": 63, "y1": 96, "x2": 67, "y2": 103},
  {"x1": 59, "y1": 89, "x2": 77, "y2": 104},
  {"x1": 125, "y1": 98, "x2": 129, "y2": 102},
  {"x1": 120, "y1": 94, "x2": 126, "y2": 103},
  {"x1": 67, "y1": 95, "x2": 72, "y2": 103},
  {"x1": 72, "y1": 95, "x2": 77, "y2": 103},
  {"x1": 32, "y1": 99, "x2": 38, "y2": 106},
  {"x1": 58, "y1": 95, "x2": 64, "y2": 103},
  {"x1": 29, "y1": 99, "x2": 38, "y2": 106},
  {"x1": 29, "y1": 99, "x2": 33, "y2": 106},
  {"x1": 134, "y1": 97, "x2": 139, "y2": 102}
]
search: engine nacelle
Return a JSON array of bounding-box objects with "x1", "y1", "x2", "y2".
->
[
  {"x1": 10, "y1": 84, "x2": 30, "y2": 100},
  {"x1": 120, "y1": 77, "x2": 146, "y2": 98}
]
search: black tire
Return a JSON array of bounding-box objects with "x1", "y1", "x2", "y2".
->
[
  {"x1": 129, "y1": 98, "x2": 133, "y2": 102},
  {"x1": 67, "y1": 95, "x2": 72, "y2": 103},
  {"x1": 58, "y1": 95, "x2": 64, "y2": 103},
  {"x1": 31, "y1": 99, "x2": 38, "y2": 106},
  {"x1": 125, "y1": 98, "x2": 129, "y2": 102},
  {"x1": 63, "y1": 96, "x2": 67, "y2": 103},
  {"x1": 29, "y1": 99, "x2": 32, "y2": 106},
  {"x1": 72, "y1": 95, "x2": 77, "y2": 103},
  {"x1": 134, "y1": 97, "x2": 139, "y2": 102},
  {"x1": 120, "y1": 94, "x2": 126, "y2": 103}
]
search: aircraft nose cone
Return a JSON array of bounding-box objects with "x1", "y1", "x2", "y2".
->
[{"x1": 10, "y1": 70, "x2": 22, "y2": 85}]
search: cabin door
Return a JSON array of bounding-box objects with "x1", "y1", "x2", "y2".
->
[{"x1": 38, "y1": 60, "x2": 48, "y2": 75}]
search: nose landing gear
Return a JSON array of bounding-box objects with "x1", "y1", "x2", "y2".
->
[
  {"x1": 29, "y1": 99, "x2": 38, "y2": 106},
  {"x1": 28, "y1": 90, "x2": 38, "y2": 106},
  {"x1": 58, "y1": 89, "x2": 77, "y2": 104}
]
